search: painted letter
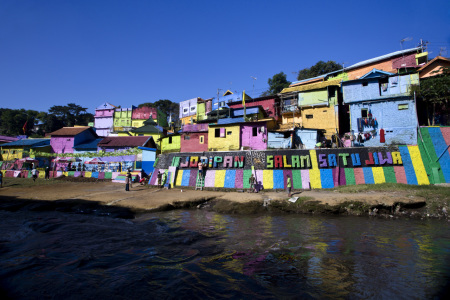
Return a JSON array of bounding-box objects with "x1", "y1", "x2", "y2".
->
[
  {"x1": 351, "y1": 153, "x2": 361, "y2": 166},
  {"x1": 274, "y1": 155, "x2": 283, "y2": 168},
  {"x1": 234, "y1": 156, "x2": 244, "y2": 168},
  {"x1": 291, "y1": 155, "x2": 300, "y2": 168},
  {"x1": 328, "y1": 154, "x2": 337, "y2": 167},
  {"x1": 283, "y1": 155, "x2": 292, "y2": 168},
  {"x1": 189, "y1": 156, "x2": 199, "y2": 168},
  {"x1": 300, "y1": 155, "x2": 311, "y2": 168},
  {"x1": 213, "y1": 156, "x2": 223, "y2": 168},
  {"x1": 378, "y1": 152, "x2": 392, "y2": 165},
  {"x1": 180, "y1": 156, "x2": 190, "y2": 168},
  {"x1": 373, "y1": 152, "x2": 379, "y2": 165},
  {"x1": 338, "y1": 153, "x2": 349, "y2": 166},
  {"x1": 208, "y1": 156, "x2": 213, "y2": 168},
  {"x1": 392, "y1": 152, "x2": 403, "y2": 165},
  {"x1": 200, "y1": 156, "x2": 208, "y2": 165},
  {"x1": 267, "y1": 155, "x2": 273, "y2": 168},
  {"x1": 365, "y1": 153, "x2": 374, "y2": 165},
  {"x1": 318, "y1": 154, "x2": 327, "y2": 168},
  {"x1": 171, "y1": 156, "x2": 180, "y2": 167},
  {"x1": 223, "y1": 156, "x2": 233, "y2": 168}
]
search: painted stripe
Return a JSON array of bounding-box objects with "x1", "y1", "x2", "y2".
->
[
  {"x1": 338, "y1": 166, "x2": 346, "y2": 186},
  {"x1": 301, "y1": 169, "x2": 310, "y2": 189},
  {"x1": 243, "y1": 169, "x2": 252, "y2": 189},
  {"x1": 273, "y1": 170, "x2": 284, "y2": 189},
  {"x1": 235, "y1": 169, "x2": 244, "y2": 189},
  {"x1": 104, "y1": 172, "x2": 112, "y2": 179},
  {"x1": 215, "y1": 170, "x2": 226, "y2": 187},
  {"x1": 394, "y1": 166, "x2": 408, "y2": 184},
  {"x1": 372, "y1": 167, "x2": 385, "y2": 184},
  {"x1": 189, "y1": 169, "x2": 197, "y2": 187},
  {"x1": 292, "y1": 170, "x2": 302, "y2": 189},
  {"x1": 175, "y1": 169, "x2": 183, "y2": 186},
  {"x1": 74, "y1": 171, "x2": 82, "y2": 178},
  {"x1": 344, "y1": 168, "x2": 356, "y2": 185},
  {"x1": 320, "y1": 169, "x2": 334, "y2": 188},
  {"x1": 224, "y1": 170, "x2": 236, "y2": 188},
  {"x1": 382, "y1": 167, "x2": 397, "y2": 183},
  {"x1": 428, "y1": 128, "x2": 450, "y2": 183},
  {"x1": 407, "y1": 145, "x2": 430, "y2": 185},
  {"x1": 332, "y1": 167, "x2": 339, "y2": 187},
  {"x1": 98, "y1": 172, "x2": 105, "y2": 179},
  {"x1": 440, "y1": 127, "x2": 450, "y2": 156},
  {"x1": 309, "y1": 150, "x2": 322, "y2": 189},
  {"x1": 263, "y1": 170, "x2": 274, "y2": 189},
  {"x1": 362, "y1": 168, "x2": 374, "y2": 184},
  {"x1": 353, "y1": 168, "x2": 365, "y2": 185},
  {"x1": 204, "y1": 170, "x2": 215, "y2": 187},
  {"x1": 399, "y1": 146, "x2": 418, "y2": 185},
  {"x1": 84, "y1": 172, "x2": 92, "y2": 178},
  {"x1": 417, "y1": 129, "x2": 434, "y2": 184},
  {"x1": 181, "y1": 170, "x2": 191, "y2": 186},
  {"x1": 420, "y1": 128, "x2": 445, "y2": 183},
  {"x1": 256, "y1": 170, "x2": 264, "y2": 190}
]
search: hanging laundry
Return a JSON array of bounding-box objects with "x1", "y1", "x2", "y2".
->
[
  {"x1": 357, "y1": 118, "x2": 362, "y2": 132},
  {"x1": 371, "y1": 118, "x2": 375, "y2": 127},
  {"x1": 368, "y1": 109, "x2": 372, "y2": 118},
  {"x1": 380, "y1": 129, "x2": 385, "y2": 143},
  {"x1": 374, "y1": 118, "x2": 378, "y2": 127}
]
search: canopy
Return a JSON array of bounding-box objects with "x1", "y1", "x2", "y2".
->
[
  {"x1": 17, "y1": 157, "x2": 38, "y2": 163},
  {"x1": 52, "y1": 157, "x2": 81, "y2": 162},
  {"x1": 84, "y1": 158, "x2": 105, "y2": 164}
]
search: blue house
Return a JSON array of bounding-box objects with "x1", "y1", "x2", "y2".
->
[
  {"x1": 138, "y1": 146, "x2": 157, "y2": 175},
  {"x1": 342, "y1": 69, "x2": 419, "y2": 146}
]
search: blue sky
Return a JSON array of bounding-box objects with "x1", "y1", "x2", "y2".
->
[{"x1": 1, "y1": 0, "x2": 449, "y2": 114}]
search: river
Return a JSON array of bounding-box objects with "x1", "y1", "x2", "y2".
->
[{"x1": 0, "y1": 207, "x2": 449, "y2": 299}]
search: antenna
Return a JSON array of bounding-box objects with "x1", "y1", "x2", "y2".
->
[
  {"x1": 418, "y1": 39, "x2": 429, "y2": 52},
  {"x1": 250, "y1": 76, "x2": 257, "y2": 97},
  {"x1": 439, "y1": 47, "x2": 447, "y2": 56},
  {"x1": 341, "y1": 61, "x2": 349, "y2": 69},
  {"x1": 400, "y1": 37, "x2": 413, "y2": 50}
]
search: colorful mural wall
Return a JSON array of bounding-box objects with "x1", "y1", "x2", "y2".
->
[{"x1": 150, "y1": 143, "x2": 448, "y2": 189}]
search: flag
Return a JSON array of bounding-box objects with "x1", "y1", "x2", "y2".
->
[
  {"x1": 242, "y1": 90, "x2": 245, "y2": 106},
  {"x1": 22, "y1": 121, "x2": 28, "y2": 134}
]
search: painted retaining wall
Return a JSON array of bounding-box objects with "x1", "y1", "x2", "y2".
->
[{"x1": 150, "y1": 143, "x2": 450, "y2": 189}]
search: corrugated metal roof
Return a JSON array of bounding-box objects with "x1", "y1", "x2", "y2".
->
[
  {"x1": 50, "y1": 127, "x2": 96, "y2": 137},
  {"x1": 98, "y1": 136, "x2": 156, "y2": 148},
  {"x1": 232, "y1": 107, "x2": 261, "y2": 116},
  {"x1": 215, "y1": 117, "x2": 246, "y2": 125},
  {"x1": 281, "y1": 79, "x2": 341, "y2": 93},
  {"x1": 1, "y1": 139, "x2": 50, "y2": 147}
]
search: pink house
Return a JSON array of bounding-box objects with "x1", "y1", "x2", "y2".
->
[
  {"x1": 228, "y1": 95, "x2": 281, "y2": 122},
  {"x1": 94, "y1": 102, "x2": 116, "y2": 137},
  {"x1": 50, "y1": 127, "x2": 98, "y2": 154},
  {"x1": 180, "y1": 123, "x2": 209, "y2": 152},
  {"x1": 240, "y1": 121, "x2": 268, "y2": 150}
]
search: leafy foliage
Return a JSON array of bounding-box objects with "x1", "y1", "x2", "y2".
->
[
  {"x1": 266, "y1": 72, "x2": 291, "y2": 95},
  {"x1": 296, "y1": 60, "x2": 342, "y2": 81},
  {"x1": 138, "y1": 99, "x2": 180, "y2": 125}
]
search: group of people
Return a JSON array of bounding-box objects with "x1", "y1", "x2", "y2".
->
[{"x1": 248, "y1": 173, "x2": 292, "y2": 197}]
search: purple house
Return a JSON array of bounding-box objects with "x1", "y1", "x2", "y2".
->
[
  {"x1": 50, "y1": 127, "x2": 99, "y2": 154},
  {"x1": 97, "y1": 136, "x2": 157, "y2": 163},
  {"x1": 94, "y1": 102, "x2": 116, "y2": 137},
  {"x1": 214, "y1": 117, "x2": 268, "y2": 150}
]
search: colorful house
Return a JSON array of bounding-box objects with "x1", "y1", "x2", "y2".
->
[
  {"x1": 179, "y1": 97, "x2": 199, "y2": 125},
  {"x1": 228, "y1": 95, "x2": 281, "y2": 122},
  {"x1": 417, "y1": 55, "x2": 450, "y2": 79},
  {"x1": 180, "y1": 123, "x2": 209, "y2": 153},
  {"x1": 94, "y1": 102, "x2": 116, "y2": 137},
  {"x1": 73, "y1": 138, "x2": 103, "y2": 165},
  {"x1": 132, "y1": 106, "x2": 168, "y2": 128},
  {"x1": 138, "y1": 146, "x2": 157, "y2": 175},
  {"x1": 1, "y1": 138, "x2": 50, "y2": 162},
  {"x1": 114, "y1": 107, "x2": 134, "y2": 132},
  {"x1": 208, "y1": 118, "x2": 267, "y2": 151},
  {"x1": 196, "y1": 98, "x2": 213, "y2": 122},
  {"x1": 129, "y1": 118, "x2": 165, "y2": 150},
  {"x1": 160, "y1": 133, "x2": 181, "y2": 154},
  {"x1": 50, "y1": 127, "x2": 99, "y2": 154},
  {"x1": 342, "y1": 70, "x2": 419, "y2": 146}
]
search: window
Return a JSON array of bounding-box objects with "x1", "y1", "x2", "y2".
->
[
  {"x1": 227, "y1": 131, "x2": 232, "y2": 135},
  {"x1": 184, "y1": 135, "x2": 190, "y2": 140},
  {"x1": 306, "y1": 114, "x2": 314, "y2": 119},
  {"x1": 361, "y1": 109, "x2": 368, "y2": 118},
  {"x1": 220, "y1": 101, "x2": 225, "y2": 107},
  {"x1": 199, "y1": 136, "x2": 204, "y2": 144},
  {"x1": 190, "y1": 106, "x2": 196, "y2": 111},
  {"x1": 252, "y1": 127, "x2": 258, "y2": 136},
  {"x1": 215, "y1": 128, "x2": 221, "y2": 137},
  {"x1": 398, "y1": 104, "x2": 409, "y2": 110},
  {"x1": 328, "y1": 88, "x2": 336, "y2": 98},
  {"x1": 168, "y1": 136, "x2": 172, "y2": 144},
  {"x1": 183, "y1": 108, "x2": 188, "y2": 113},
  {"x1": 362, "y1": 81, "x2": 369, "y2": 87}
]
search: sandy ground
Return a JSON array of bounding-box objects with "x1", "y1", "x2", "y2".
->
[{"x1": 0, "y1": 181, "x2": 426, "y2": 211}]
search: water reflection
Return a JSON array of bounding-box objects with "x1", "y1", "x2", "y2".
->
[{"x1": 0, "y1": 209, "x2": 448, "y2": 299}]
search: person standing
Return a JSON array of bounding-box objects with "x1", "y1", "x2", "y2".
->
[
  {"x1": 31, "y1": 168, "x2": 38, "y2": 182},
  {"x1": 249, "y1": 173, "x2": 256, "y2": 193},
  {"x1": 198, "y1": 162, "x2": 203, "y2": 177},
  {"x1": 45, "y1": 166, "x2": 50, "y2": 180},
  {"x1": 125, "y1": 171, "x2": 132, "y2": 191},
  {"x1": 157, "y1": 171, "x2": 162, "y2": 188},
  {"x1": 286, "y1": 175, "x2": 292, "y2": 197},
  {"x1": 0, "y1": 171, "x2": 3, "y2": 188}
]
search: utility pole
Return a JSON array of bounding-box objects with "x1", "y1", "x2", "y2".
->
[{"x1": 217, "y1": 89, "x2": 221, "y2": 122}]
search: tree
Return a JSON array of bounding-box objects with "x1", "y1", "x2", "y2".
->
[
  {"x1": 138, "y1": 99, "x2": 180, "y2": 125},
  {"x1": 412, "y1": 67, "x2": 450, "y2": 126},
  {"x1": 266, "y1": 72, "x2": 291, "y2": 95},
  {"x1": 297, "y1": 61, "x2": 342, "y2": 81},
  {"x1": 48, "y1": 103, "x2": 93, "y2": 127}
]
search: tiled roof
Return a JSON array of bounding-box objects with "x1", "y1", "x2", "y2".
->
[
  {"x1": 73, "y1": 138, "x2": 103, "y2": 150},
  {"x1": 418, "y1": 55, "x2": 450, "y2": 72},
  {"x1": 98, "y1": 136, "x2": 156, "y2": 148},
  {"x1": 50, "y1": 127, "x2": 97, "y2": 137},
  {"x1": 1, "y1": 138, "x2": 50, "y2": 147}
]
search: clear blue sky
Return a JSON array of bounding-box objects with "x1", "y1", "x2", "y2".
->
[{"x1": 1, "y1": 0, "x2": 449, "y2": 114}]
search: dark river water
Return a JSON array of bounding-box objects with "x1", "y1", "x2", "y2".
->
[{"x1": 0, "y1": 207, "x2": 449, "y2": 299}]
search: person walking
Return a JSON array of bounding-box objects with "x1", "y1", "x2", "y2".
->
[
  {"x1": 249, "y1": 173, "x2": 256, "y2": 193},
  {"x1": 45, "y1": 166, "x2": 50, "y2": 180},
  {"x1": 125, "y1": 170, "x2": 132, "y2": 191},
  {"x1": 286, "y1": 175, "x2": 292, "y2": 197},
  {"x1": 31, "y1": 168, "x2": 38, "y2": 182}
]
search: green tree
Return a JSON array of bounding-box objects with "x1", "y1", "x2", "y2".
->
[
  {"x1": 296, "y1": 60, "x2": 342, "y2": 81},
  {"x1": 265, "y1": 72, "x2": 291, "y2": 95},
  {"x1": 48, "y1": 103, "x2": 93, "y2": 128},
  {"x1": 138, "y1": 99, "x2": 180, "y2": 126},
  {"x1": 412, "y1": 67, "x2": 450, "y2": 126}
]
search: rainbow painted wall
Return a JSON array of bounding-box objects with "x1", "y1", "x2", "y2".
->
[{"x1": 149, "y1": 136, "x2": 450, "y2": 190}]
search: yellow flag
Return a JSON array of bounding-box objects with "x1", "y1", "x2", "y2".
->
[{"x1": 242, "y1": 90, "x2": 245, "y2": 106}]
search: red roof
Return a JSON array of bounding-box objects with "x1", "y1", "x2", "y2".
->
[
  {"x1": 98, "y1": 136, "x2": 156, "y2": 148},
  {"x1": 50, "y1": 127, "x2": 97, "y2": 137}
]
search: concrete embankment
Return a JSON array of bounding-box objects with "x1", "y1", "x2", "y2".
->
[{"x1": 0, "y1": 179, "x2": 448, "y2": 219}]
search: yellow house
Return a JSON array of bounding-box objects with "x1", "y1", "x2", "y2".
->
[
  {"x1": 1, "y1": 139, "x2": 51, "y2": 161},
  {"x1": 160, "y1": 134, "x2": 181, "y2": 154},
  {"x1": 208, "y1": 123, "x2": 240, "y2": 151}
]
